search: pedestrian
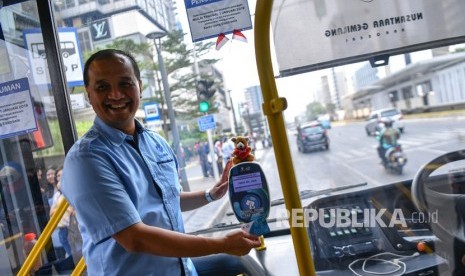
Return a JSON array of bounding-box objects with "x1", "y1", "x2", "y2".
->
[
  {"x1": 214, "y1": 139, "x2": 223, "y2": 174},
  {"x1": 50, "y1": 166, "x2": 74, "y2": 259},
  {"x1": 61, "y1": 49, "x2": 260, "y2": 275},
  {"x1": 184, "y1": 146, "x2": 193, "y2": 162},
  {"x1": 0, "y1": 163, "x2": 38, "y2": 236},
  {"x1": 44, "y1": 167, "x2": 57, "y2": 209},
  {"x1": 197, "y1": 141, "x2": 210, "y2": 177},
  {"x1": 222, "y1": 135, "x2": 235, "y2": 165}
]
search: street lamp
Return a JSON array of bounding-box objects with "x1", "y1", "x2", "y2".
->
[{"x1": 146, "y1": 31, "x2": 190, "y2": 191}]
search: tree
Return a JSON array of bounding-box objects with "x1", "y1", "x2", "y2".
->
[
  {"x1": 165, "y1": 30, "x2": 219, "y2": 118},
  {"x1": 97, "y1": 39, "x2": 172, "y2": 137},
  {"x1": 87, "y1": 30, "x2": 220, "y2": 138},
  {"x1": 305, "y1": 102, "x2": 326, "y2": 120},
  {"x1": 325, "y1": 103, "x2": 336, "y2": 116}
]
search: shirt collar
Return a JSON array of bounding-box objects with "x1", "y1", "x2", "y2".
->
[{"x1": 93, "y1": 116, "x2": 145, "y2": 146}]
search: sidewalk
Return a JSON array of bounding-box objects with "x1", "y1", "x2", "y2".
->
[
  {"x1": 182, "y1": 175, "x2": 228, "y2": 233},
  {"x1": 182, "y1": 146, "x2": 270, "y2": 233}
]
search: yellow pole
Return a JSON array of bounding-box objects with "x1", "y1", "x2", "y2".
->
[
  {"x1": 71, "y1": 257, "x2": 87, "y2": 276},
  {"x1": 18, "y1": 197, "x2": 70, "y2": 276},
  {"x1": 254, "y1": 1, "x2": 316, "y2": 275}
]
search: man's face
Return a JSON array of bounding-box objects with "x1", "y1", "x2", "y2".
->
[{"x1": 86, "y1": 54, "x2": 142, "y2": 134}]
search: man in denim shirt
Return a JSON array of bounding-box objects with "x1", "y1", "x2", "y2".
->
[{"x1": 61, "y1": 49, "x2": 260, "y2": 275}]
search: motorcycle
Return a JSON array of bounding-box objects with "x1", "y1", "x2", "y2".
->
[{"x1": 382, "y1": 144, "x2": 407, "y2": 174}]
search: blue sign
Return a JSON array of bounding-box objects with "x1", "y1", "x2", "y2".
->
[
  {"x1": 144, "y1": 102, "x2": 160, "y2": 121},
  {"x1": 0, "y1": 78, "x2": 37, "y2": 139},
  {"x1": 197, "y1": 114, "x2": 216, "y2": 131}
]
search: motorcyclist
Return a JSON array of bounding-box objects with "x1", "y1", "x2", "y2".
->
[{"x1": 376, "y1": 119, "x2": 400, "y2": 164}]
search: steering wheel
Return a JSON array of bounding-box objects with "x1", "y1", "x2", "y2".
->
[
  {"x1": 412, "y1": 150, "x2": 465, "y2": 275},
  {"x1": 411, "y1": 150, "x2": 465, "y2": 245}
]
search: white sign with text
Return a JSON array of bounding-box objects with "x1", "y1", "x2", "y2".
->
[
  {"x1": 184, "y1": 0, "x2": 252, "y2": 42},
  {"x1": 23, "y1": 27, "x2": 84, "y2": 86},
  {"x1": 0, "y1": 78, "x2": 37, "y2": 139}
]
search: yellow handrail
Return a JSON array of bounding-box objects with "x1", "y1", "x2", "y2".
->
[
  {"x1": 71, "y1": 256, "x2": 86, "y2": 276},
  {"x1": 19, "y1": 2, "x2": 316, "y2": 276},
  {"x1": 18, "y1": 197, "x2": 75, "y2": 275},
  {"x1": 254, "y1": 1, "x2": 316, "y2": 275}
]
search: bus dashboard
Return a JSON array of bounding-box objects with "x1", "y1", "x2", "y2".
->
[{"x1": 194, "y1": 169, "x2": 465, "y2": 276}]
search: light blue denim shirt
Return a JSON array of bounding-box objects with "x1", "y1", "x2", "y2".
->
[{"x1": 61, "y1": 117, "x2": 198, "y2": 275}]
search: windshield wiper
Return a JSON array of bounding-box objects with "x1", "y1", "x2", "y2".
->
[
  {"x1": 224, "y1": 182, "x2": 368, "y2": 217},
  {"x1": 270, "y1": 182, "x2": 368, "y2": 206},
  {"x1": 191, "y1": 182, "x2": 368, "y2": 235},
  {"x1": 188, "y1": 222, "x2": 243, "y2": 235}
]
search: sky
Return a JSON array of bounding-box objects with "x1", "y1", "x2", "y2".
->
[
  {"x1": 174, "y1": 0, "x2": 312, "y2": 122},
  {"x1": 174, "y1": 1, "x2": 465, "y2": 123}
]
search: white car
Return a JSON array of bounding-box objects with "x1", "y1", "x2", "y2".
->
[{"x1": 365, "y1": 108, "x2": 405, "y2": 136}]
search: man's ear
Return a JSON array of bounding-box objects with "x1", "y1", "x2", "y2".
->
[
  {"x1": 85, "y1": 89, "x2": 92, "y2": 105},
  {"x1": 138, "y1": 79, "x2": 143, "y2": 98}
]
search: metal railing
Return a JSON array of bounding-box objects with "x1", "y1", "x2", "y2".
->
[{"x1": 18, "y1": 197, "x2": 86, "y2": 275}]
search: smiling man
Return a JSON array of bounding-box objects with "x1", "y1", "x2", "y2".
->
[{"x1": 61, "y1": 49, "x2": 260, "y2": 275}]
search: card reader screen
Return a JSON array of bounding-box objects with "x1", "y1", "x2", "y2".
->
[{"x1": 232, "y1": 172, "x2": 262, "y2": 193}]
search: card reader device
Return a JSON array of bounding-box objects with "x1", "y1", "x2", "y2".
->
[{"x1": 228, "y1": 161, "x2": 270, "y2": 236}]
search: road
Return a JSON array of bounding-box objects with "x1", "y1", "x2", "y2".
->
[
  {"x1": 258, "y1": 116, "x2": 465, "y2": 201},
  {"x1": 185, "y1": 116, "x2": 465, "y2": 229}
]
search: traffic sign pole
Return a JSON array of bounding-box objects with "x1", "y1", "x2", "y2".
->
[
  {"x1": 197, "y1": 114, "x2": 219, "y2": 180},
  {"x1": 207, "y1": 129, "x2": 219, "y2": 180}
]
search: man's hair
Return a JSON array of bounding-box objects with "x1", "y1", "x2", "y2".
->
[{"x1": 83, "y1": 49, "x2": 141, "y2": 86}]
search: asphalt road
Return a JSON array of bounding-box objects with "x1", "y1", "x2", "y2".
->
[
  {"x1": 185, "y1": 115, "x2": 465, "y2": 229},
  {"x1": 259, "y1": 116, "x2": 465, "y2": 201}
]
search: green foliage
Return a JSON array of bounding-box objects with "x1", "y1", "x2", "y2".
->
[
  {"x1": 163, "y1": 30, "x2": 219, "y2": 119},
  {"x1": 34, "y1": 119, "x2": 64, "y2": 158},
  {"x1": 33, "y1": 118, "x2": 94, "y2": 158},
  {"x1": 306, "y1": 102, "x2": 327, "y2": 120},
  {"x1": 75, "y1": 120, "x2": 94, "y2": 138},
  {"x1": 80, "y1": 31, "x2": 220, "y2": 139},
  {"x1": 326, "y1": 103, "x2": 336, "y2": 114},
  {"x1": 179, "y1": 126, "x2": 206, "y2": 150}
]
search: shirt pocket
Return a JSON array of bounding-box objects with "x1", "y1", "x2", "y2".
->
[{"x1": 155, "y1": 159, "x2": 180, "y2": 198}]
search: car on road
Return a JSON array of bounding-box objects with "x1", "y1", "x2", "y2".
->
[
  {"x1": 317, "y1": 114, "x2": 331, "y2": 129},
  {"x1": 365, "y1": 107, "x2": 405, "y2": 136},
  {"x1": 296, "y1": 121, "x2": 329, "y2": 152}
]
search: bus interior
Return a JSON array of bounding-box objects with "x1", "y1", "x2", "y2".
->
[{"x1": 0, "y1": 0, "x2": 465, "y2": 275}]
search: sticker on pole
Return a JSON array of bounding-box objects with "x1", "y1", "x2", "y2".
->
[
  {"x1": 184, "y1": 0, "x2": 252, "y2": 42},
  {"x1": 197, "y1": 114, "x2": 216, "y2": 132}
]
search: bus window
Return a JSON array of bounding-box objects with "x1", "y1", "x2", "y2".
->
[
  {"x1": 0, "y1": 1, "x2": 78, "y2": 274},
  {"x1": 18, "y1": 99, "x2": 54, "y2": 152},
  {"x1": 10, "y1": 0, "x2": 465, "y2": 275}
]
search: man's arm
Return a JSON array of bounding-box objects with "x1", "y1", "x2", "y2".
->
[
  {"x1": 112, "y1": 222, "x2": 261, "y2": 257},
  {"x1": 180, "y1": 161, "x2": 232, "y2": 211}
]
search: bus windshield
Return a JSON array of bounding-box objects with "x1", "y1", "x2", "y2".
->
[{"x1": 3, "y1": 0, "x2": 465, "y2": 275}]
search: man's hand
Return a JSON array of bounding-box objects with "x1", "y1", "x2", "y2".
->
[
  {"x1": 209, "y1": 160, "x2": 233, "y2": 200},
  {"x1": 221, "y1": 229, "x2": 261, "y2": 256},
  {"x1": 180, "y1": 160, "x2": 234, "y2": 210}
]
